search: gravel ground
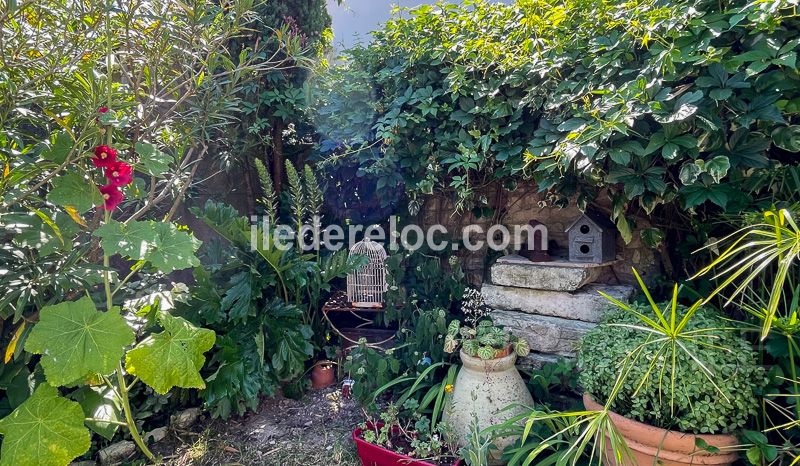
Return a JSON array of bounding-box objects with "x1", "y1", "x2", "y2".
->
[{"x1": 153, "y1": 388, "x2": 363, "y2": 466}]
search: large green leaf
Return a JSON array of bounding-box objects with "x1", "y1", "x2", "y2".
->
[
  {"x1": 134, "y1": 142, "x2": 174, "y2": 177},
  {"x1": 220, "y1": 271, "x2": 253, "y2": 322},
  {"x1": 125, "y1": 313, "x2": 215, "y2": 394},
  {"x1": 94, "y1": 220, "x2": 201, "y2": 272},
  {"x1": 0, "y1": 383, "x2": 90, "y2": 466},
  {"x1": 773, "y1": 125, "x2": 800, "y2": 152},
  {"x1": 70, "y1": 386, "x2": 122, "y2": 441},
  {"x1": 46, "y1": 172, "x2": 102, "y2": 213},
  {"x1": 25, "y1": 297, "x2": 134, "y2": 386},
  {"x1": 41, "y1": 131, "x2": 73, "y2": 164}
]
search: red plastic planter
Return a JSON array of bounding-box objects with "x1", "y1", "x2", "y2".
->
[{"x1": 353, "y1": 423, "x2": 463, "y2": 466}]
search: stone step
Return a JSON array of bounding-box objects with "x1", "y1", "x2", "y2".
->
[
  {"x1": 482, "y1": 283, "x2": 635, "y2": 323},
  {"x1": 491, "y1": 311, "x2": 595, "y2": 358},
  {"x1": 490, "y1": 259, "x2": 611, "y2": 291},
  {"x1": 516, "y1": 352, "x2": 565, "y2": 370}
]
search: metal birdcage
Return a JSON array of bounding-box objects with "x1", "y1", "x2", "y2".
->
[{"x1": 347, "y1": 238, "x2": 388, "y2": 308}]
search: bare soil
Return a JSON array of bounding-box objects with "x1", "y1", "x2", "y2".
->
[{"x1": 153, "y1": 387, "x2": 362, "y2": 466}]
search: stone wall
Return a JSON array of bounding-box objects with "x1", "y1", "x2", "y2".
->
[{"x1": 418, "y1": 182, "x2": 661, "y2": 286}]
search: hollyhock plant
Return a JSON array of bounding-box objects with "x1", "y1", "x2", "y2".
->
[
  {"x1": 92, "y1": 145, "x2": 117, "y2": 167},
  {"x1": 98, "y1": 184, "x2": 124, "y2": 210},
  {"x1": 98, "y1": 106, "x2": 109, "y2": 113},
  {"x1": 105, "y1": 161, "x2": 132, "y2": 186}
]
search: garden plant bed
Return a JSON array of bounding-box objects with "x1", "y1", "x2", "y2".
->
[
  {"x1": 353, "y1": 423, "x2": 462, "y2": 466},
  {"x1": 3, "y1": 1, "x2": 800, "y2": 465}
]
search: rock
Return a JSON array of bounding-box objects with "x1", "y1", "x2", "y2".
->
[
  {"x1": 490, "y1": 260, "x2": 609, "y2": 291},
  {"x1": 171, "y1": 407, "x2": 201, "y2": 429},
  {"x1": 144, "y1": 426, "x2": 168, "y2": 443},
  {"x1": 491, "y1": 311, "x2": 595, "y2": 357},
  {"x1": 515, "y1": 352, "x2": 564, "y2": 370},
  {"x1": 482, "y1": 283, "x2": 635, "y2": 323},
  {"x1": 98, "y1": 441, "x2": 136, "y2": 465}
]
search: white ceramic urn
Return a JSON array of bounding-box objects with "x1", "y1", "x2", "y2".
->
[{"x1": 443, "y1": 349, "x2": 533, "y2": 463}]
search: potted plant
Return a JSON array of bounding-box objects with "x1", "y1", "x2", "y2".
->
[
  {"x1": 353, "y1": 404, "x2": 462, "y2": 466},
  {"x1": 441, "y1": 288, "x2": 532, "y2": 461},
  {"x1": 578, "y1": 278, "x2": 765, "y2": 466},
  {"x1": 311, "y1": 360, "x2": 337, "y2": 389}
]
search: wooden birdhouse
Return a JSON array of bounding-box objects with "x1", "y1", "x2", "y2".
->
[
  {"x1": 347, "y1": 238, "x2": 388, "y2": 308},
  {"x1": 566, "y1": 212, "x2": 616, "y2": 263}
]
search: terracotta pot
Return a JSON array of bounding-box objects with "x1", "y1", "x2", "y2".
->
[
  {"x1": 311, "y1": 361, "x2": 336, "y2": 390},
  {"x1": 494, "y1": 345, "x2": 512, "y2": 358},
  {"x1": 353, "y1": 423, "x2": 462, "y2": 466},
  {"x1": 444, "y1": 349, "x2": 533, "y2": 465},
  {"x1": 583, "y1": 394, "x2": 739, "y2": 466}
]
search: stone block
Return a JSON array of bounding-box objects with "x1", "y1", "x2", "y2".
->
[
  {"x1": 98, "y1": 441, "x2": 136, "y2": 465},
  {"x1": 491, "y1": 311, "x2": 595, "y2": 357},
  {"x1": 490, "y1": 260, "x2": 609, "y2": 291},
  {"x1": 482, "y1": 283, "x2": 635, "y2": 323},
  {"x1": 516, "y1": 352, "x2": 565, "y2": 370}
]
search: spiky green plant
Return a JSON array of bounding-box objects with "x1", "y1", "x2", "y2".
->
[
  {"x1": 284, "y1": 159, "x2": 305, "y2": 243},
  {"x1": 253, "y1": 158, "x2": 278, "y2": 224},
  {"x1": 694, "y1": 209, "x2": 800, "y2": 340},
  {"x1": 303, "y1": 164, "x2": 324, "y2": 223}
]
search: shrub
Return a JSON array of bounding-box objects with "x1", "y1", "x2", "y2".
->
[{"x1": 579, "y1": 303, "x2": 764, "y2": 434}]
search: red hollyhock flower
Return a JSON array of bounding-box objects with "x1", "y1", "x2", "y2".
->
[
  {"x1": 98, "y1": 184, "x2": 124, "y2": 210},
  {"x1": 92, "y1": 145, "x2": 118, "y2": 167},
  {"x1": 104, "y1": 161, "x2": 133, "y2": 186},
  {"x1": 98, "y1": 106, "x2": 109, "y2": 113}
]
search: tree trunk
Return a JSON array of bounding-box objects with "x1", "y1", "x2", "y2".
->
[{"x1": 272, "y1": 120, "x2": 284, "y2": 193}]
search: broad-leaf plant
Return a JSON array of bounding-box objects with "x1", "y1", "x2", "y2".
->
[{"x1": 0, "y1": 0, "x2": 302, "y2": 464}]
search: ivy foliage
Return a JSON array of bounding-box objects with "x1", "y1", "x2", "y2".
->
[
  {"x1": 313, "y1": 0, "x2": 800, "y2": 243},
  {"x1": 579, "y1": 304, "x2": 764, "y2": 434}
]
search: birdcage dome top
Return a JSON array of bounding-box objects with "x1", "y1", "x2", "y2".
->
[{"x1": 349, "y1": 238, "x2": 387, "y2": 260}]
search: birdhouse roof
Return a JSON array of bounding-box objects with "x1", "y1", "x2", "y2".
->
[{"x1": 565, "y1": 211, "x2": 615, "y2": 233}]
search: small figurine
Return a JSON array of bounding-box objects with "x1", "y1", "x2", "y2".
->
[
  {"x1": 342, "y1": 378, "x2": 355, "y2": 399},
  {"x1": 418, "y1": 352, "x2": 432, "y2": 366},
  {"x1": 520, "y1": 219, "x2": 552, "y2": 262}
]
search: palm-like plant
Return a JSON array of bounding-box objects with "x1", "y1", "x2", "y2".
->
[
  {"x1": 694, "y1": 208, "x2": 800, "y2": 450},
  {"x1": 598, "y1": 270, "x2": 730, "y2": 414},
  {"x1": 694, "y1": 209, "x2": 800, "y2": 340}
]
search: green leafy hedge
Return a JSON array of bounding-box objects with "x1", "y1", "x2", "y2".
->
[
  {"x1": 579, "y1": 304, "x2": 763, "y2": 434},
  {"x1": 313, "y1": 0, "x2": 800, "y2": 244}
]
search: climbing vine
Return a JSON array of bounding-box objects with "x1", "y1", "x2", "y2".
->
[{"x1": 313, "y1": 0, "x2": 800, "y2": 249}]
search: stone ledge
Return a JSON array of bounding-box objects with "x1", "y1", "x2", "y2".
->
[
  {"x1": 516, "y1": 352, "x2": 565, "y2": 370},
  {"x1": 491, "y1": 311, "x2": 595, "y2": 357},
  {"x1": 490, "y1": 260, "x2": 610, "y2": 291},
  {"x1": 482, "y1": 283, "x2": 635, "y2": 323}
]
